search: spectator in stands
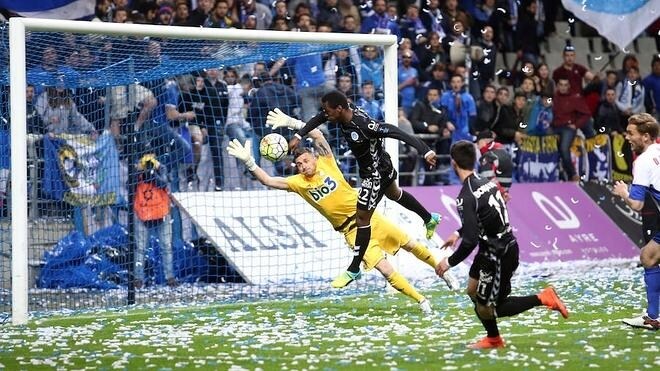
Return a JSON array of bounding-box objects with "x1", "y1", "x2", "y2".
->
[
  {"x1": 398, "y1": 38, "x2": 419, "y2": 67},
  {"x1": 398, "y1": 51, "x2": 419, "y2": 116},
  {"x1": 475, "y1": 129, "x2": 513, "y2": 200},
  {"x1": 360, "y1": 46, "x2": 384, "y2": 93},
  {"x1": 238, "y1": 0, "x2": 271, "y2": 30},
  {"x1": 205, "y1": 0, "x2": 239, "y2": 28},
  {"x1": 642, "y1": 56, "x2": 660, "y2": 119},
  {"x1": 441, "y1": 74, "x2": 476, "y2": 143},
  {"x1": 552, "y1": 42, "x2": 594, "y2": 96},
  {"x1": 35, "y1": 86, "x2": 96, "y2": 136},
  {"x1": 552, "y1": 78, "x2": 595, "y2": 181},
  {"x1": 356, "y1": 81, "x2": 383, "y2": 121},
  {"x1": 596, "y1": 87, "x2": 624, "y2": 135},
  {"x1": 525, "y1": 90, "x2": 554, "y2": 136},
  {"x1": 272, "y1": 0, "x2": 288, "y2": 19},
  {"x1": 615, "y1": 66, "x2": 646, "y2": 118},
  {"x1": 514, "y1": 60, "x2": 535, "y2": 87},
  {"x1": 418, "y1": 32, "x2": 447, "y2": 79},
  {"x1": 511, "y1": 91, "x2": 529, "y2": 136},
  {"x1": 187, "y1": 0, "x2": 214, "y2": 26},
  {"x1": 113, "y1": 6, "x2": 130, "y2": 23},
  {"x1": 515, "y1": 0, "x2": 542, "y2": 65},
  {"x1": 475, "y1": 84, "x2": 497, "y2": 133},
  {"x1": 171, "y1": 2, "x2": 190, "y2": 26},
  {"x1": 26, "y1": 85, "x2": 44, "y2": 135},
  {"x1": 324, "y1": 49, "x2": 359, "y2": 91},
  {"x1": 340, "y1": 14, "x2": 359, "y2": 33},
  {"x1": 270, "y1": 15, "x2": 290, "y2": 31},
  {"x1": 474, "y1": 25, "x2": 497, "y2": 91},
  {"x1": 338, "y1": 0, "x2": 360, "y2": 23},
  {"x1": 519, "y1": 77, "x2": 538, "y2": 101},
  {"x1": 360, "y1": 0, "x2": 400, "y2": 39},
  {"x1": 410, "y1": 88, "x2": 453, "y2": 174},
  {"x1": 490, "y1": 87, "x2": 519, "y2": 145},
  {"x1": 291, "y1": 22, "x2": 326, "y2": 121},
  {"x1": 336, "y1": 73, "x2": 359, "y2": 103},
  {"x1": 400, "y1": 4, "x2": 428, "y2": 50},
  {"x1": 28, "y1": 46, "x2": 79, "y2": 96},
  {"x1": 133, "y1": 153, "x2": 177, "y2": 288},
  {"x1": 618, "y1": 54, "x2": 640, "y2": 82},
  {"x1": 155, "y1": 5, "x2": 173, "y2": 25},
  {"x1": 533, "y1": 63, "x2": 555, "y2": 97},
  {"x1": 223, "y1": 67, "x2": 250, "y2": 189},
  {"x1": 92, "y1": 0, "x2": 112, "y2": 22},
  {"x1": 420, "y1": 63, "x2": 449, "y2": 98},
  {"x1": 419, "y1": 0, "x2": 446, "y2": 40},
  {"x1": 440, "y1": 0, "x2": 471, "y2": 35},
  {"x1": 317, "y1": 0, "x2": 342, "y2": 31}
]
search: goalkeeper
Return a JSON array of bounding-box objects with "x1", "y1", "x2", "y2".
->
[
  {"x1": 269, "y1": 91, "x2": 441, "y2": 288},
  {"x1": 227, "y1": 128, "x2": 459, "y2": 314}
]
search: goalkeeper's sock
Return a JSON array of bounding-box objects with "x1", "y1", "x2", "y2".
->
[
  {"x1": 475, "y1": 307, "x2": 500, "y2": 338},
  {"x1": 396, "y1": 190, "x2": 432, "y2": 223},
  {"x1": 408, "y1": 242, "x2": 438, "y2": 269},
  {"x1": 495, "y1": 296, "x2": 542, "y2": 317},
  {"x1": 386, "y1": 271, "x2": 424, "y2": 303},
  {"x1": 644, "y1": 267, "x2": 660, "y2": 319},
  {"x1": 347, "y1": 225, "x2": 371, "y2": 273}
]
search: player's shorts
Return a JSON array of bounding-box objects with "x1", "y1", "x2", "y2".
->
[
  {"x1": 469, "y1": 239, "x2": 519, "y2": 307},
  {"x1": 356, "y1": 164, "x2": 398, "y2": 211},
  {"x1": 344, "y1": 212, "x2": 409, "y2": 271},
  {"x1": 653, "y1": 231, "x2": 660, "y2": 244}
]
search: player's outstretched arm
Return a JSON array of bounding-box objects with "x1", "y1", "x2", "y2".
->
[
  {"x1": 371, "y1": 122, "x2": 437, "y2": 168},
  {"x1": 308, "y1": 129, "x2": 334, "y2": 159},
  {"x1": 226, "y1": 139, "x2": 289, "y2": 190}
]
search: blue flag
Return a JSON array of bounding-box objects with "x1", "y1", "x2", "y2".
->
[
  {"x1": 0, "y1": 0, "x2": 95, "y2": 20},
  {"x1": 562, "y1": 0, "x2": 660, "y2": 51}
]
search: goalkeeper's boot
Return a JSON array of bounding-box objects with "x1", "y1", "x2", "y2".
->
[
  {"x1": 442, "y1": 270, "x2": 461, "y2": 291},
  {"x1": 468, "y1": 336, "x2": 505, "y2": 349},
  {"x1": 622, "y1": 314, "x2": 660, "y2": 330},
  {"x1": 537, "y1": 286, "x2": 569, "y2": 319},
  {"x1": 331, "y1": 270, "x2": 361, "y2": 288},
  {"x1": 425, "y1": 213, "x2": 441, "y2": 240}
]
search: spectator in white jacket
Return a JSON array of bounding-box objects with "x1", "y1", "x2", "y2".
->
[{"x1": 615, "y1": 66, "x2": 646, "y2": 118}]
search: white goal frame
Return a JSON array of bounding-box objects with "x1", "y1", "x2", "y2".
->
[{"x1": 8, "y1": 18, "x2": 399, "y2": 325}]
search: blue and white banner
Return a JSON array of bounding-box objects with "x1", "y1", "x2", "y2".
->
[
  {"x1": 562, "y1": 0, "x2": 660, "y2": 51},
  {"x1": 0, "y1": 0, "x2": 95, "y2": 20}
]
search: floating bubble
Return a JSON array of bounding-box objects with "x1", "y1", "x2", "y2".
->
[
  {"x1": 530, "y1": 241, "x2": 541, "y2": 248},
  {"x1": 497, "y1": 7, "x2": 506, "y2": 14},
  {"x1": 551, "y1": 237, "x2": 559, "y2": 250},
  {"x1": 331, "y1": 7, "x2": 337, "y2": 13},
  {"x1": 599, "y1": 127, "x2": 606, "y2": 133},
  {"x1": 453, "y1": 24, "x2": 461, "y2": 32},
  {"x1": 628, "y1": 80, "x2": 637, "y2": 86},
  {"x1": 483, "y1": 58, "x2": 491, "y2": 64},
  {"x1": 594, "y1": 55, "x2": 603, "y2": 61},
  {"x1": 544, "y1": 225, "x2": 552, "y2": 231},
  {"x1": 481, "y1": 28, "x2": 487, "y2": 34},
  {"x1": 570, "y1": 197, "x2": 579, "y2": 204},
  {"x1": 568, "y1": 18, "x2": 575, "y2": 23},
  {"x1": 617, "y1": 152, "x2": 625, "y2": 157},
  {"x1": 546, "y1": 98, "x2": 553, "y2": 105},
  {"x1": 519, "y1": 122, "x2": 528, "y2": 129},
  {"x1": 495, "y1": 69, "x2": 504, "y2": 76},
  {"x1": 522, "y1": 65, "x2": 532, "y2": 74},
  {"x1": 618, "y1": 15, "x2": 625, "y2": 21},
  {"x1": 483, "y1": 48, "x2": 492, "y2": 55},
  {"x1": 472, "y1": 70, "x2": 479, "y2": 77}
]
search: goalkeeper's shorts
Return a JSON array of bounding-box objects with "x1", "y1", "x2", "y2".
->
[{"x1": 344, "y1": 212, "x2": 409, "y2": 271}]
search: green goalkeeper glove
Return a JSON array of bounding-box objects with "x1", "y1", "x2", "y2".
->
[
  {"x1": 227, "y1": 139, "x2": 257, "y2": 172},
  {"x1": 266, "y1": 108, "x2": 304, "y2": 130}
]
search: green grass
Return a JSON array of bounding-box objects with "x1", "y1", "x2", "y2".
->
[{"x1": 1, "y1": 263, "x2": 659, "y2": 370}]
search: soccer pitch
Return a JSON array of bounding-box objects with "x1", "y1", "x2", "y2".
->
[{"x1": 1, "y1": 260, "x2": 658, "y2": 370}]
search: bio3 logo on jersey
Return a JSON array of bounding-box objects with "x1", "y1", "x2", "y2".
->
[{"x1": 309, "y1": 176, "x2": 338, "y2": 202}]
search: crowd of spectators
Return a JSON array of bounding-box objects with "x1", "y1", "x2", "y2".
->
[{"x1": 1, "y1": 0, "x2": 660, "y2": 231}]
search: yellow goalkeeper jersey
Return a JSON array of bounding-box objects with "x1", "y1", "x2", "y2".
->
[{"x1": 286, "y1": 155, "x2": 357, "y2": 232}]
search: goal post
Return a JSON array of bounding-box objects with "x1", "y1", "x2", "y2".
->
[{"x1": 7, "y1": 17, "x2": 399, "y2": 325}]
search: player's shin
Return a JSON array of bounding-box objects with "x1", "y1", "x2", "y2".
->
[
  {"x1": 385, "y1": 271, "x2": 424, "y2": 303},
  {"x1": 348, "y1": 225, "x2": 371, "y2": 273},
  {"x1": 397, "y1": 190, "x2": 432, "y2": 222},
  {"x1": 644, "y1": 267, "x2": 660, "y2": 319},
  {"x1": 474, "y1": 306, "x2": 500, "y2": 338},
  {"x1": 495, "y1": 296, "x2": 542, "y2": 317}
]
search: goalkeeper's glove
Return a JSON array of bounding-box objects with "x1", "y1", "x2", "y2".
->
[
  {"x1": 266, "y1": 108, "x2": 305, "y2": 130},
  {"x1": 226, "y1": 139, "x2": 257, "y2": 172}
]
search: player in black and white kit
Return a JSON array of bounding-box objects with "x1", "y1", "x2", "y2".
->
[
  {"x1": 436, "y1": 140, "x2": 569, "y2": 349},
  {"x1": 267, "y1": 90, "x2": 440, "y2": 288}
]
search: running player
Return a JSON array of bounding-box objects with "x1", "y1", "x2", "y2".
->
[
  {"x1": 227, "y1": 129, "x2": 459, "y2": 313},
  {"x1": 436, "y1": 140, "x2": 569, "y2": 349},
  {"x1": 267, "y1": 90, "x2": 440, "y2": 288},
  {"x1": 612, "y1": 113, "x2": 660, "y2": 330}
]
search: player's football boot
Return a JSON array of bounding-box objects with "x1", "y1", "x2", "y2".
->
[
  {"x1": 419, "y1": 299, "x2": 433, "y2": 315},
  {"x1": 537, "y1": 286, "x2": 569, "y2": 319},
  {"x1": 441, "y1": 270, "x2": 461, "y2": 291},
  {"x1": 331, "y1": 270, "x2": 361, "y2": 288},
  {"x1": 622, "y1": 314, "x2": 660, "y2": 330},
  {"x1": 425, "y1": 213, "x2": 441, "y2": 239},
  {"x1": 468, "y1": 336, "x2": 505, "y2": 349}
]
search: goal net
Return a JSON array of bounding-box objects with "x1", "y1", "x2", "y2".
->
[{"x1": 2, "y1": 19, "x2": 401, "y2": 324}]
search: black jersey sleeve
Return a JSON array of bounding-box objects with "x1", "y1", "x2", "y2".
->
[
  {"x1": 448, "y1": 192, "x2": 480, "y2": 266},
  {"x1": 295, "y1": 111, "x2": 327, "y2": 138},
  {"x1": 368, "y1": 122, "x2": 432, "y2": 156}
]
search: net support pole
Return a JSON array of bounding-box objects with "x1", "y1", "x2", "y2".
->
[{"x1": 9, "y1": 18, "x2": 29, "y2": 326}]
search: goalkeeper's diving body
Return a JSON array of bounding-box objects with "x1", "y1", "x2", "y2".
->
[
  {"x1": 227, "y1": 129, "x2": 459, "y2": 314},
  {"x1": 269, "y1": 90, "x2": 441, "y2": 288}
]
